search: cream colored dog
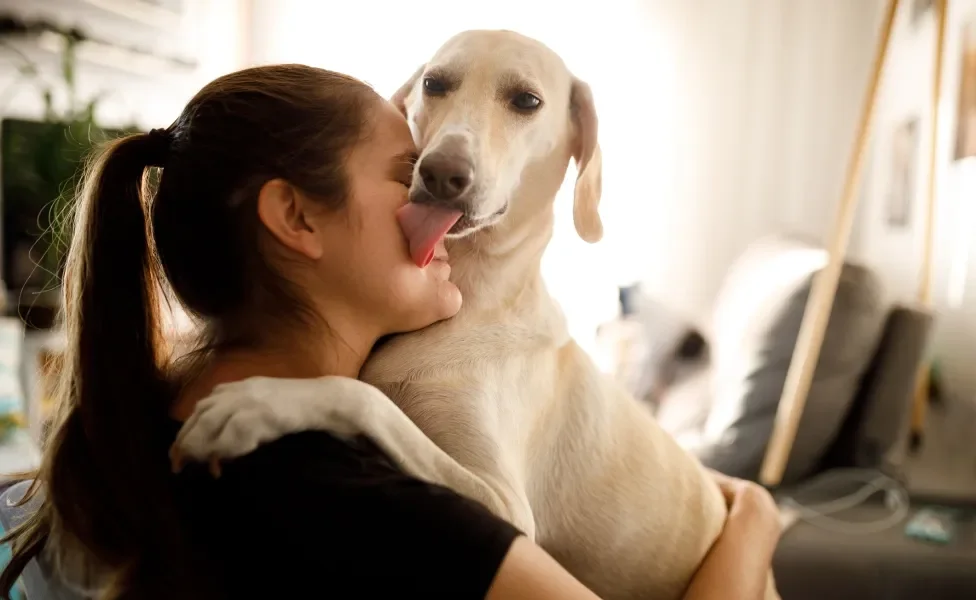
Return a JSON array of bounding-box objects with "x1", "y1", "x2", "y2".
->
[{"x1": 174, "y1": 30, "x2": 778, "y2": 600}]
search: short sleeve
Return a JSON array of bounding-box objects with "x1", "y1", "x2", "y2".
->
[{"x1": 201, "y1": 431, "x2": 521, "y2": 599}]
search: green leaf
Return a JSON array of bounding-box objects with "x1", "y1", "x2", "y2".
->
[
  {"x1": 42, "y1": 89, "x2": 54, "y2": 121},
  {"x1": 61, "y1": 37, "x2": 75, "y2": 90},
  {"x1": 0, "y1": 31, "x2": 109, "y2": 290}
]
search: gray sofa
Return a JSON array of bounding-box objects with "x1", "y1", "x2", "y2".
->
[{"x1": 611, "y1": 234, "x2": 932, "y2": 485}]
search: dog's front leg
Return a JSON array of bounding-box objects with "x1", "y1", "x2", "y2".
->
[
  {"x1": 170, "y1": 376, "x2": 514, "y2": 524},
  {"x1": 375, "y1": 380, "x2": 537, "y2": 540}
]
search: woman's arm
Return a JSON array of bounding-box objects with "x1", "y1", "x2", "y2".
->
[
  {"x1": 487, "y1": 536, "x2": 601, "y2": 600},
  {"x1": 683, "y1": 475, "x2": 782, "y2": 600},
  {"x1": 487, "y1": 473, "x2": 782, "y2": 600}
]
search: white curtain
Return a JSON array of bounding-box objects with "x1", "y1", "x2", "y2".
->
[
  {"x1": 248, "y1": 0, "x2": 885, "y2": 357},
  {"x1": 634, "y1": 0, "x2": 886, "y2": 329}
]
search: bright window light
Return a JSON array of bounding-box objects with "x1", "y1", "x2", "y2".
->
[
  {"x1": 256, "y1": 1, "x2": 677, "y2": 354},
  {"x1": 947, "y1": 157, "x2": 976, "y2": 308}
]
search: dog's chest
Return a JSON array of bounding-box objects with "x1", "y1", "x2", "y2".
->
[
  {"x1": 361, "y1": 312, "x2": 561, "y2": 441},
  {"x1": 363, "y1": 308, "x2": 563, "y2": 382}
]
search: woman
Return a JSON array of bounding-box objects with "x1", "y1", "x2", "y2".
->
[{"x1": 0, "y1": 64, "x2": 781, "y2": 600}]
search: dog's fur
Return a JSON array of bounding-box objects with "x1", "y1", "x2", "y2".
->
[{"x1": 175, "y1": 30, "x2": 778, "y2": 600}]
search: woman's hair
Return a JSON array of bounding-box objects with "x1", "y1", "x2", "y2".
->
[{"x1": 0, "y1": 64, "x2": 376, "y2": 599}]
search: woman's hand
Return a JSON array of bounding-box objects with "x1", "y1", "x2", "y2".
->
[
  {"x1": 682, "y1": 471, "x2": 783, "y2": 600},
  {"x1": 712, "y1": 470, "x2": 783, "y2": 559},
  {"x1": 484, "y1": 471, "x2": 784, "y2": 600}
]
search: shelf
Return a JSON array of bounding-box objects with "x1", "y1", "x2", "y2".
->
[
  {"x1": 0, "y1": 13, "x2": 197, "y2": 77},
  {"x1": 81, "y1": 0, "x2": 182, "y2": 29}
]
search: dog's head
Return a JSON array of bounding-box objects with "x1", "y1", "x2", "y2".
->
[{"x1": 393, "y1": 30, "x2": 603, "y2": 243}]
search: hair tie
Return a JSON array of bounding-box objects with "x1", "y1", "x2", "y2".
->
[{"x1": 146, "y1": 127, "x2": 172, "y2": 167}]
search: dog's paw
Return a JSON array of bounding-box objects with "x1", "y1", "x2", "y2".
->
[
  {"x1": 170, "y1": 376, "x2": 366, "y2": 476},
  {"x1": 170, "y1": 394, "x2": 282, "y2": 475}
]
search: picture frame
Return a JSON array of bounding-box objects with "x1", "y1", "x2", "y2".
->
[
  {"x1": 885, "y1": 117, "x2": 920, "y2": 229},
  {"x1": 911, "y1": 0, "x2": 936, "y2": 28}
]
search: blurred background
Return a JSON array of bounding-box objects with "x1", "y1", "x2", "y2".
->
[{"x1": 0, "y1": 0, "x2": 975, "y2": 596}]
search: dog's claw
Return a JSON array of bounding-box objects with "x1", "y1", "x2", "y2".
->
[
  {"x1": 169, "y1": 443, "x2": 221, "y2": 479},
  {"x1": 170, "y1": 446, "x2": 185, "y2": 474}
]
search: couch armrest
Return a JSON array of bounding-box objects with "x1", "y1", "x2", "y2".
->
[{"x1": 823, "y1": 306, "x2": 934, "y2": 473}]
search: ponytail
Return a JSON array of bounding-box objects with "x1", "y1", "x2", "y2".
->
[
  {"x1": 1, "y1": 131, "x2": 188, "y2": 597},
  {"x1": 0, "y1": 64, "x2": 379, "y2": 599}
]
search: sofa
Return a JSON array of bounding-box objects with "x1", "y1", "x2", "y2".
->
[{"x1": 602, "y1": 234, "x2": 932, "y2": 485}]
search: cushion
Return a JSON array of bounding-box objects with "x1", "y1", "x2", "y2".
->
[
  {"x1": 686, "y1": 235, "x2": 886, "y2": 484},
  {"x1": 823, "y1": 306, "x2": 933, "y2": 473}
]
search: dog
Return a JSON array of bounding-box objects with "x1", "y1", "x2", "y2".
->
[{"x1": 173, "y1": 30, "x2": 779, "y2": 600}]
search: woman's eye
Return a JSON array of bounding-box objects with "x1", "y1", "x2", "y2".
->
[
  {"x1": 423, "y1": 77, "x2": 447, "y2": 96},
  {"x1": 511, "y1": 92, "x2": 542, "y2": 112}
]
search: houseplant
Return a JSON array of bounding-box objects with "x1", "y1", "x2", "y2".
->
[{"x1": 1, "y1": 20, "x2": 135, "y2": 325}]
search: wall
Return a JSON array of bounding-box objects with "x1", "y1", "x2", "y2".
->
[{"x1": 856, "y1": 0, "x2": 976, "y2": 404}]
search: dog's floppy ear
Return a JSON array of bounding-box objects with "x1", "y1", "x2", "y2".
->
[
  {"x1": 391, "y1": 65, "x2": 425, "y2": 116},
  {"x1": 571, "y1": 77, "x2": 603, "y2": 244}
]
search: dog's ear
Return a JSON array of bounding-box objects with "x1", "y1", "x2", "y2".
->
[
  {"x1": 571, "y1": 77, "x2": 603, "y2": 244},
  {"x1": 391, "y1": 65, "x2": 425, "y2": 116}
]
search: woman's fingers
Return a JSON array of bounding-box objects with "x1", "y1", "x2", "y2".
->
[{"x1": 708, "y1": 469, "x2": 743, "y2": 507}]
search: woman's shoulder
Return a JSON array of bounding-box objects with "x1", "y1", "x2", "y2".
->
[
  {"x1": 205, "y1": 429, "x2": 500, "y2": 527},
  {"x1": 174, "y1": 425, "x2": 407, "y2": 501},
  {"x1": 222, "y1": 429, "x2": 397, "y2": 480},
  {"x1": 172, "y1": 426, "x2": 521, "y2": 598}
]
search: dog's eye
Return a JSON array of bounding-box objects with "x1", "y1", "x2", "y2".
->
[
  {"x1": 423, "y1": 77, "x2": 447, "y2": 96},
  {"x1": 511, "y1": 92, "x2": 542, "y2": 112}
]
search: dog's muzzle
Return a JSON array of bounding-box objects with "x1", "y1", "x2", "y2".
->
[{"x1": 411, "y1": 133, "x2": 508, "y2": 235}]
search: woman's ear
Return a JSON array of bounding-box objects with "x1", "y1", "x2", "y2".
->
[{"x1": 256, "y1": 179, "x2": 324, "y2": 260}]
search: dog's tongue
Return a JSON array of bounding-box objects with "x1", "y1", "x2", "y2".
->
[{"x1": 396, "y1": 203, "x2": 463, "y2": 267}]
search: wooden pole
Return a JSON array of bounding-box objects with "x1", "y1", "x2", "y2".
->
[
  {"x1": 910, "y1": 0, "x2": 949, "y2": 448},
  {"x1": 760, "y1": 0, "x2": 901, "y2": 487}
]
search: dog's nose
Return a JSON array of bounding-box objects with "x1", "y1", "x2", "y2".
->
[{"x1": 418, "y1": 152, "x2": 473, "y2": 201}]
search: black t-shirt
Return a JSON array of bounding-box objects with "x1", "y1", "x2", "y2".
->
[{"x1": 170, "y1": 421, "x2": 521, "y2": 599}]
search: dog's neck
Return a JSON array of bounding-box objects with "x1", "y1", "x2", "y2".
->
[
  {"x1": 446, "y1": 151, "x2": 570, "y2": 315},
  {"x1": 447, "y1": 206, "x2": 554, "y2": 313}
]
